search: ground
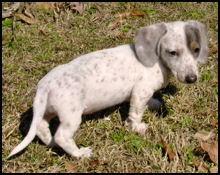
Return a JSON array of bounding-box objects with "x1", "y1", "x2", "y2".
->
[{"x1": 2, "y1": 2, "x2": 218, "y2": 173}]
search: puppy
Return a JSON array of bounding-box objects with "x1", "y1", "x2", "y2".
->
[{"x1": 8, "y1": 20, "x2": 208, "y2": 158}]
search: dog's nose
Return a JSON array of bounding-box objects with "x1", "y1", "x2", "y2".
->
[{"x1": 185, "y1": 74, "x2": 197, "y2": 83}]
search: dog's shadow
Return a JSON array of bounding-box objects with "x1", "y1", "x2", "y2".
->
[{"x1": 18, "y1": 83, "x2": 177, "y2": 156}]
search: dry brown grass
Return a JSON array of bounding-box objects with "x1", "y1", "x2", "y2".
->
[{"x1": 2, "y1": 2, "x2": 218, "y2": 173}]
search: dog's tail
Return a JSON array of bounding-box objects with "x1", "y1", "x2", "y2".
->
[{"x1": 8, "y1": 87, "x2": 49, "y2": 158}]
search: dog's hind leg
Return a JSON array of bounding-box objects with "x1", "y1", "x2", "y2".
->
[
  {"x1": 54, "y1": 108, "x2": 92, "y2": 158},
  {"x1": 36, "y1": 113, "x2": 55, "y2": 147}
]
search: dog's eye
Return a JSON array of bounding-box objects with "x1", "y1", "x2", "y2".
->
[
  {"x1": 169, "y1": 51, "x2": 177, "y2": 56},
  {"x1": 194, "y1": 48, "x2": 200, "y2": 53}
]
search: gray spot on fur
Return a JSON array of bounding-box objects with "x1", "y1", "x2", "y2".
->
[
  {"x1": 80, "y1": 89, "x2": 86, "y2": 99},
  {"x1": 72, "y1": 108, "x2": 75, "y2": 112},
  {"x1": 94, "y1": 64, "x2": 98, "y2": 69},
  {"x1": 74, "y1": 76, "x2": 80, "y2": 82},
  {"x1": 57, "y1": 80, "x2": 61, "y2": 87},
  {"x1": 64, "y1": 122, "x2": 71, "y2": 128},
  {"x1": 139, "y1": 76, "x2": 143, "y2": 81},
  {"x1": 70, "y1": 76, "x2": 80, "y2": 82},
  {"x1": 112, "y1": 77, "x2": 117, "y2": 81}
]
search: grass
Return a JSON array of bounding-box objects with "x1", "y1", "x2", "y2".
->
[{"x1": 2, "y1": 2, "x2": 218, "y2": 173}]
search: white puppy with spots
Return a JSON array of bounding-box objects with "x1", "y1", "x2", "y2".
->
[{"x1": 9, "y1": 20, "x2": 208, "y2": 158}]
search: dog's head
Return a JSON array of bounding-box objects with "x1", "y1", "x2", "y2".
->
[{"x1": 135, "y1": 20, "x2": 208, "y2": 84}]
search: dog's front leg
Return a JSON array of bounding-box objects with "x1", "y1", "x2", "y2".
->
[{"x1": 125, "y1": 85, "x2": 153, "y2": 135}]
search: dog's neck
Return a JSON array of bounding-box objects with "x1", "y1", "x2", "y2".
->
[
  {"x1": 158, "y1": 59, "x2": 172, "y2": 88},
  {"x1": 131, "y1": 42, "x2": 172, "y2": 88}
]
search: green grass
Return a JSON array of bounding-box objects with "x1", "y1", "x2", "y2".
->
[{"x1": 2, "y1": 2, "x2": 218, "y2": 173}]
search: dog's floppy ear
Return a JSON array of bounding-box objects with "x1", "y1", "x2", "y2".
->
[
  {"x1": 185, "y1": 20, "x2": 208, "y2": 64},
  {"x1": 135, "y1": 23, "x2": 167, "y2": 67}
]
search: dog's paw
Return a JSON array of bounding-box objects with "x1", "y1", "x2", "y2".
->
[
  {"x1": 78, "y1": 147, "x2": 93, "y2": 158},
  {"x1": 125, "y1": 120, "x2": 148, "y2": 136},
  {"x1": 133, "y1": 122, "x2": 148, "y2": 135}
]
